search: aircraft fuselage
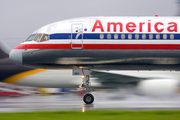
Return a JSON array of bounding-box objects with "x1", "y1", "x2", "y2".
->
[{"x1": 10, "y1": 16, "x2": 180, "y2": 70}]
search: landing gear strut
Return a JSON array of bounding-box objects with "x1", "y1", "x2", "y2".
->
[
  {"x1": 73, "y1": 68, "x2": 94, "y2": 104},
  {"x1": 80, "y1": 75, "x2": 94, "y2": 104}
]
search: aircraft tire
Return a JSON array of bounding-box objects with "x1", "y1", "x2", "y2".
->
[{"x1": 83, "y1": 93, "x2": 94, "y2": 104}]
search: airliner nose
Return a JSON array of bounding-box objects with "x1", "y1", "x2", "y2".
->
[{"x1": 9, "y1": 49, "x2": 22, "y2": 65}]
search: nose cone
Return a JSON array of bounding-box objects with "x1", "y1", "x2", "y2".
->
[{"x1": 9, "y1": 49, "x2": 22, "y2": 65}]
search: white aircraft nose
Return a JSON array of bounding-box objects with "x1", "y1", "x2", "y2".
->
[{"x1": 9, "y1": 49, "x2": 22, "y2": 65}]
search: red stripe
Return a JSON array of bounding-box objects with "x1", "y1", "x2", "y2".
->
[{"x1": 14, "y1": 44, "x2": 180, "y2": 50}]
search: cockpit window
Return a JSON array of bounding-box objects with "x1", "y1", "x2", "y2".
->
[
  {"x1": 40, "y1": 34, "x2": 49, "y2": 42},
  {"x1": 26, "y1": 33, "x2": 49, "y2": 42},
  {"x1": 33, "y1": 34, "x2": 42, "y2": 42},
  {"x1": 26, "y1": 34, "x2": 36, "y2": 41}
]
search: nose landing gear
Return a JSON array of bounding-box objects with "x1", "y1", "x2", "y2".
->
[
  {"x1": 79, "y1": 75, "x2": 94, "y2": 104},
  {"x1": 73, "y1": 68, "x2": 94, "y2": 104}
]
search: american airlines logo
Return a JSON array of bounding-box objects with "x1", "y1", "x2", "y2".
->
[{"x1": 92, "y1": 20, "x2": 177, "y2": 33}]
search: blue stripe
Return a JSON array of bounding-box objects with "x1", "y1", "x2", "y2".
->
[
  {"x1": 49, "y1": 33, "x2": 180, "y2": 40},
  {"x1": 50, "y1": 33, "x2": 71, "y2": 39}
]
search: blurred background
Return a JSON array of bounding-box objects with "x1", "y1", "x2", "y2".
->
[{"x1": 1, "y1": 0, "x2": 180, "y2": 112}]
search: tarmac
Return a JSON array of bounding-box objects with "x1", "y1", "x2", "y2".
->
[{"x1": 0, "y1": 90, "x2": 180, "y2": 112}]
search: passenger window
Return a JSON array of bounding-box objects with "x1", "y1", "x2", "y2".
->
[
  {"x1": 100, "y1": 34, "x2": 104, "y2": 39},
  {"x1": 41, "y1": 34, "x2": 49, "y2": 42},
  {"x1": 26, "y1": 34, "x2": 36, "y2": 41},
  {"x1": 170, "y1": 34, "x2": 174, "y2": 39},
  {"x1": 114, "y1": 34, "x2": 118, "y2": 39},
  {"x1": 34, "y1": 34, "x2": 42, "y2": 42},
  {"x1": 149, "y1": 34, "x2": 153, "y2": 39},
  {"x1": 121, "y1": 34, "x2": 125, "y2": 39},
  {"x1": 163, "y1": 34, "x2": 167, "y2": 39},
  {"x1": 107, "y1": 34, "x2": 111, "y2": 39},
  {"x1": 135, "y1": 34, "x2": 139, "y2": 39},
  {"x1": 142, "y1": 34, "x2": 146, "y2": 39},
  {"x1": 156, "y1": 34, "x2": 160, "y2": 39},
  {"x1": 128, "y1": 34, "x2": 132, "y2": 39}
]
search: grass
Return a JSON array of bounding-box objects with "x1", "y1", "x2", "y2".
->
[{"x1": 0, "y1": 110, "x2": 180, "y2": 120}]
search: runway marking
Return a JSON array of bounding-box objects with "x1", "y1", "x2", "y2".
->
[{"x1": 2, "y1": 69, "x2": 47, "y2": 84}]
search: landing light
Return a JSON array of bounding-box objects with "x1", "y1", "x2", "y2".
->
[{"x1": 82, "y1": 107, "x2": 85, "y2": 112}]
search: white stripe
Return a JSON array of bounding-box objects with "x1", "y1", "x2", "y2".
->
[{"x1": 22, "y1": 39, "x2": 180, "y2": 44}]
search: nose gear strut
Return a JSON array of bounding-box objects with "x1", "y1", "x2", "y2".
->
[{"x1": 79, "y1": 75, "x2": 92, "y2": 93}]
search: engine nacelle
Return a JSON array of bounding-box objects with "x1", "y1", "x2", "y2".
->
[{"x1": 137, "y1": 79, "x2": 180, "y2": 96}]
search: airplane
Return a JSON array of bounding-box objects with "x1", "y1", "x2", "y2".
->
[{"x1": 7, "y1": 16, "x2": 180, "y2": 104}]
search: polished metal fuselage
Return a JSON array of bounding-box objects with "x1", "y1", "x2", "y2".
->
[{"x1": 23, "y1": 49, "x2": 180, "y2": 70}]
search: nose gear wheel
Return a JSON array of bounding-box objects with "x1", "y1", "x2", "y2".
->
[{"x1": 83, "y1": 93, "x2": 94, "y2": 104}]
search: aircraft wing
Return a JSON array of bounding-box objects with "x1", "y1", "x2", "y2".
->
[
  {"x1": 90, "y1": 70, "x2": 144, "y2": 88},
  {"x1": 91, "y1": 70, "x2": 180, "y2": 89}
]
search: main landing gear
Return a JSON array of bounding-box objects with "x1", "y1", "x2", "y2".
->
[{"x1": 73, "y1": 68, "x2": 94, "y2": 104}]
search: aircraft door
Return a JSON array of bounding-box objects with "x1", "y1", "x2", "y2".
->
[{"x1": 71, "y1": 24, "x2": 83, "y2": 49}]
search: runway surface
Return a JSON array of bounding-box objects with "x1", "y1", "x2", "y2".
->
[{"x1": 0, "y1": 90, "x2": 180, "y2": 112}]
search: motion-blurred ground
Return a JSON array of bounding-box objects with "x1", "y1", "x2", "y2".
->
[{"x1": 0, "y1": 88, "x2": 180, "y2": 112}]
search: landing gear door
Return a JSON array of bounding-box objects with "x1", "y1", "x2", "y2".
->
[{"x1": 71, "y1": 24, "x2": 83, "y2": 49}]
